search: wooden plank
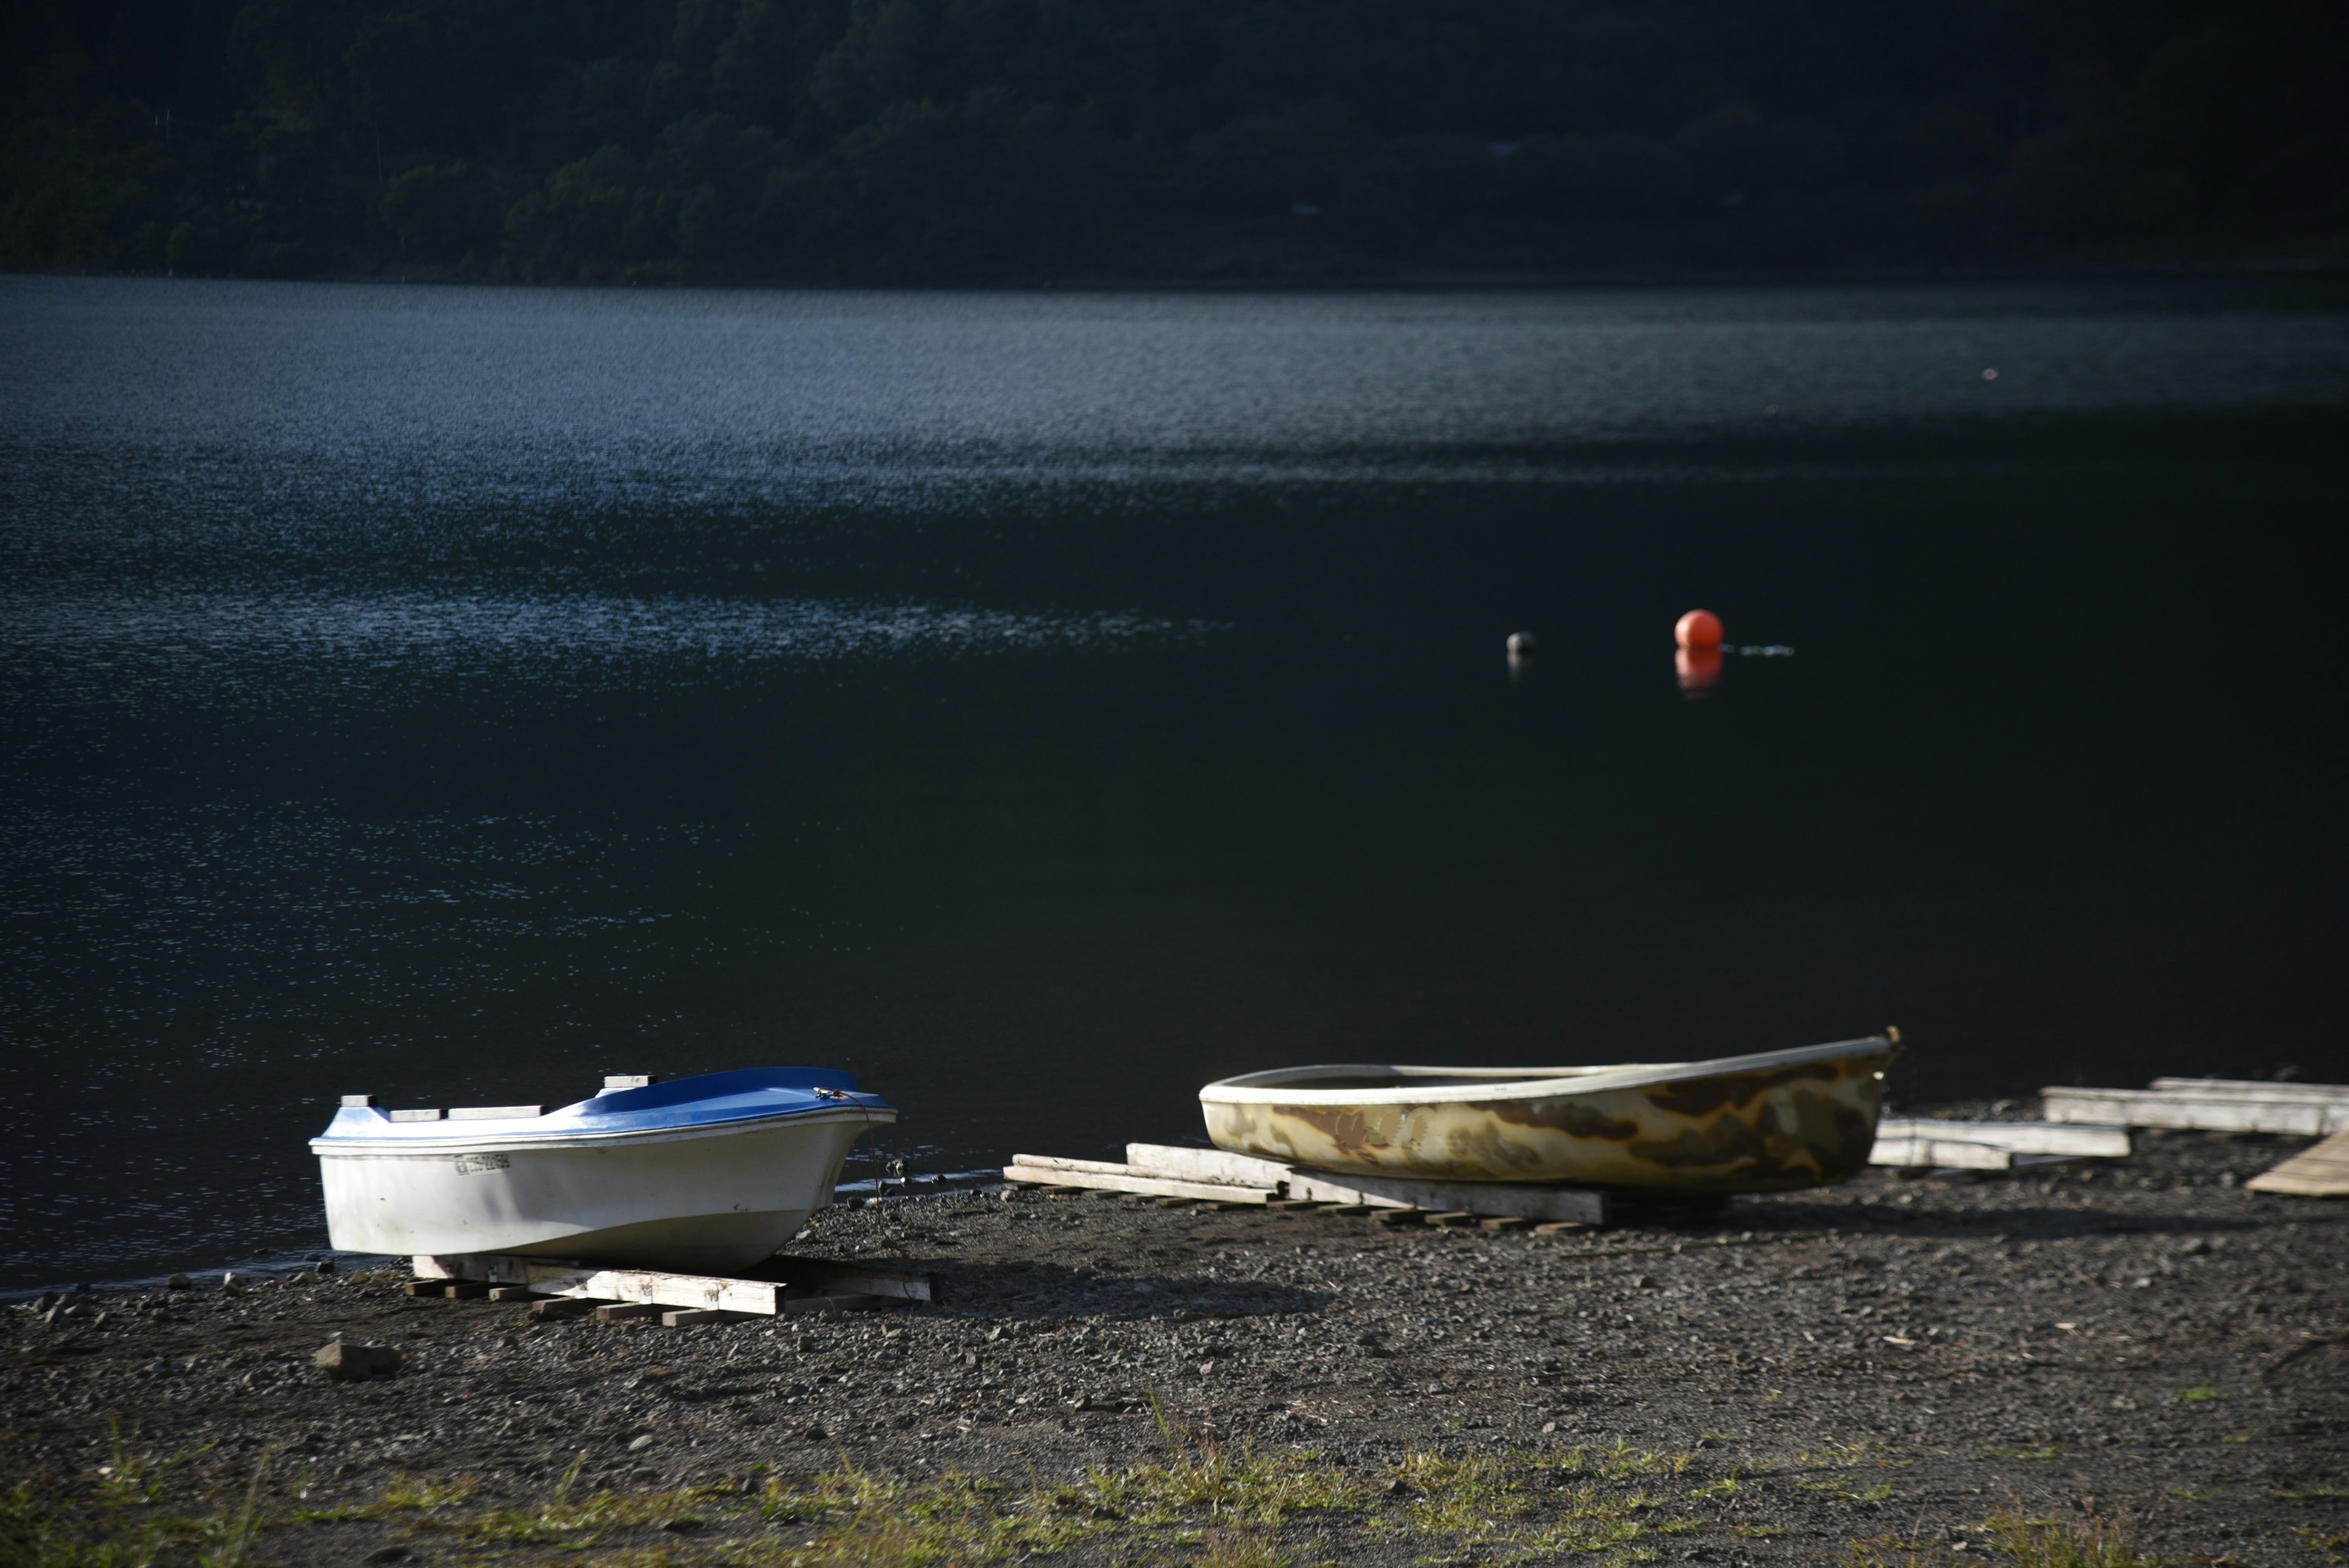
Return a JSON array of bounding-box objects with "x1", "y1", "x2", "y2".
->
[
  {"x1": 1008, "y1": 1154, "x2": 1147, "y2": 1177},
  {"x1": 1876, "y1": 1118, "x2": 2131, "y2": 1157},
  {"x1": 1003, "y1": 1164, "x2": 1274, "y2": 1205},
  {"x1": 1868, "y1": 1136, "x2": 2012, "y2": 1171},
  {"x1": 2246, "y1": 1129, "x2": 2349, "y2": 1197},
  {"x1": 765, "y1": 1255, "x2": 943, "y2": 1306},
  {"x1": 2043, "y1": 1087, "x2": 2348, "y2": 1136},
  {"x1": 417, "y1": 1251, "x2": 941, "y2": 1310},
  {"x1": 1124, "y1": 1143, "x2": 1299, "y2": 1188},
  {"x1": 524, "y1": 1265, "x2": 787, "y2": 1315},
  {"x1": 1283, "y1": 1169, "x2": 1610, "y2": 1225},
  {"x1": 782, "y1": 1293, "x2": 886, "y2": 1317},
  {"x1": 423, "y1": 1256, "x2": 777, "y2": 1313},
  {"x1": 596, "y1": 1302, "x2": 664, "y2": 1321},
  {"x1": 2149, "y1": 1077, "x2": 2349, "y2": 1103}
]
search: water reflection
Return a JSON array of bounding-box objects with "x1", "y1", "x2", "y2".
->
[
  {"x1": 1676, "y1": 645, "x2": 1723, "y2": 694},
  {"x1": 4, "y1": 277, "x2": 2345, "y2": 1288},
  {"x1": 0, "y1": 590, "x2": 1204, "y2": 671}
]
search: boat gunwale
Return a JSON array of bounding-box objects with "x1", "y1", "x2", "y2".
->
[
  {"x1": 310, "y1": 1102, "x2": 895, "y2": 1156},
  {"x1": 1198, "y1": 1036, "x2": 1891, "y2": 1108}
]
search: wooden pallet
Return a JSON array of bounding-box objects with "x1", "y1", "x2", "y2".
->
[
  {"x1": 412, "y1": 1252, "x2": 943, "y2": 1317},
  {"x1": 2247, "y1": 1129, "x2": 2349, "y2": 1197}
]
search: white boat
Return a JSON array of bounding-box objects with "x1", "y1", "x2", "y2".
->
[{"x1": 311, "y1": 1068, "x2": 896, "y2": 1273}]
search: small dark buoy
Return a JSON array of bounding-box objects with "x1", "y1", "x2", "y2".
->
[{"x1": 1505, "y1": 632, "x2": 1537, "y2": 658}]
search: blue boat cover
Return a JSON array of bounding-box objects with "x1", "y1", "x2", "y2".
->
[{"x1": 314, "y1": 1066, "x2": 892, "y2": 1144}]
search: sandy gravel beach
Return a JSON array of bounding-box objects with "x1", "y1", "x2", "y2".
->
[{"x1": 7, "y1": 1123, "x2": 2344, "y2": 1566}]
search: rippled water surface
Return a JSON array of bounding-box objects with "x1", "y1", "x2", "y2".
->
[{"x1": 4, "y1": 276, "x2": 2345, "y2": 1285}]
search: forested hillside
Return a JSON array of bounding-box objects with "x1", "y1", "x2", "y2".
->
[{"x1": 5, "y1": 0, "x2": 2344, "y2": 283}]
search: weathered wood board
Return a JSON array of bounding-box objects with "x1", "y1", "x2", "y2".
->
[
  {"x1": 766, "y1": 1255, "x2": 944, "y2": 1306},
  {"x1": 2043, "y1": 1087, "x2": 2349, "y2": 1136},
  {"x1": 414, "y1": 1252, "x2": 942, "y2": 1313},
  {"x1": 2148, "y1": 1077, "x2": 2349, "y2": 1103},
  {"x1": 1283, "y1": 1169, "x2": 1611, "y2": 1225},
  {"x1": 2246, "y1": 1129, "x2": 2349, "y2": 1197},
  {"x1": 1004, "y1": 1154, "x2": 1149, "y2": 1178},
  {"x1": 1125, "y1": 1143, "x2": 1299, "y2": 1188},
  {"x1": 1001, "y1": 1162, "x2": 1274, "y2": 1204},
  {"x1": 1867, "y1": 1137, "x2": 2013, "y2": 1170},
  {"x1": 1874, "y1": 1118, "x2": 2132, "y2": 1158},
  {"x1": 420, "y1": 1258, "x2": 787, "y2": 1313}
]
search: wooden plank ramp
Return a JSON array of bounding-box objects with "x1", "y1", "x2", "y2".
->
[
  {"x1": 1004, "y1": 1144, "x2": 1611, "y2": 1225},
  {"x1": 1002, "y1": 1157, "x2": 1274, "y2": 1205},
  {"x1": 1283, "y1": 1169, "x2": 1609, "y2": 1225},
  {"x1": 2247, "y1": 1129, "x2": 2349, "y2": 1197}
]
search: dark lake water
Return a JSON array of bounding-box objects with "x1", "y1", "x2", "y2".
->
[{"x1": 4, "y1": 275, "x2": 2346, "y2": 1288}]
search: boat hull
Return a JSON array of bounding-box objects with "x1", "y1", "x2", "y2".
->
[
  {"x1": 1200, "y1": 1041, "x2": 1890, "y2": 1194},
  {"x1": 317, "y1": 1112, "x2": 880, "y2": 1272}
]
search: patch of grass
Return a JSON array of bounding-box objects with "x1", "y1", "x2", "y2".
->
[
  {"x1": 1125, "y1": 1405, "x2": 1362, "y2": 1527},
  {"x1": 462, "y1": 1465, "x2": 735, "y2": 1550},
  {"x1": 751, "y1": 1407, "x2": 1357, "y2": 1564},
  {"x1": 1805, "y1": 1442, "x2": 1879, "y2": 1469},
  {"x1": 1595, "y1": 1443, "x2": 1693, "y2": 1481},
  {"x1": 2293, "y1": 1528, "x2": 2349, "y2": 1564},
  {"x1": 748, "y1": 1463, "x2": 1104, "y2": 1565},
  {"x1": 0, "y1": 1421, "x2": 1879, "y2": 1568},
  {"x1": 91, "y1": 1430, "x2": 213, "y2": 1510},
  {"x1": 289, "y1": 1466, "x2": 488, "y2": 1525},
  {"x1": 1188, "y1": 1529, "x2": 1295, "y2": 1568},
  {"x1": 1983, "y1": 1507, "x2": 2147, "y2": 1568},
  {"x1": 1388, "y1": 1451, "x2": 1529, "y2": 1542},
  {"x1": 1843, "y1": 1538, "x2": 1946, "y2": 1568},
  {"x1": 2175, "y1": 1385, "x2": 2222, "y2": 1404},
  {"x1": 1729, "y1": 1523, "x2": 1786, "y2": 1539},
  {"x1": 191, "y1": 1449, "x2": 272, "y2": 1568},
  {"x1": 1511, "y1": 1515, "x2": 1644, "y2": 1556},
  {"x1": 380, "y1": 1472, "x2": 479, "y2": 1510}
]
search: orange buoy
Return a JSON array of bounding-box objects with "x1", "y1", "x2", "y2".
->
[{"x1": 1675, "y1": 609, "x2": 1724, "y2": 651}]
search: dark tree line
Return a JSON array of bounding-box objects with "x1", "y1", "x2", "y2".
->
[{"x1": 4, "y1": 0, "x2": 2344, "y2": 283}]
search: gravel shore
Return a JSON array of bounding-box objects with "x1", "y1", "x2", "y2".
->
[{"x1": 7, "y1": 1124, "x2": 2345, "y2": 1566}]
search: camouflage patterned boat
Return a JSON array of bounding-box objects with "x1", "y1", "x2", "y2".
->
[{"x1": 1199, "y1": 1035, "x2": 1893, "y2": 1194}]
